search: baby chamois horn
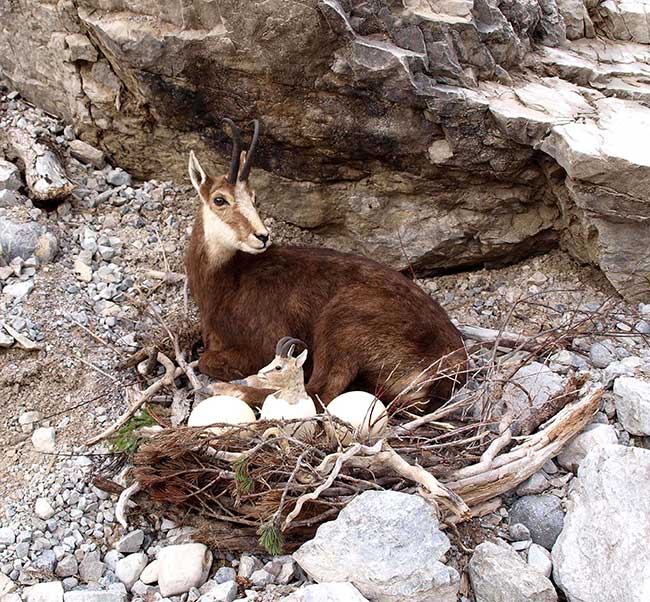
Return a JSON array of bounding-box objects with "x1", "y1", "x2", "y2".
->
[{"x1": 185, "y1": 119, "x2": 468, "y2": 413}]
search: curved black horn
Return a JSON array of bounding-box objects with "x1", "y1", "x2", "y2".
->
[
  {"x1": 222, "y1": 118, "x2": 242, "y2": 185},
  {"x1": 275, "y1": 336, "x2": 294, "y2": 357},
  {"x1": 276, "y1": 337, "x2": 306, "y2": 358},
  {"x1": 238, "y1": 119, "x2": 259, "y2": 181}
]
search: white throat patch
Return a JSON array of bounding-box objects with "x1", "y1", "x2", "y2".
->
[{"x1": 202, "y1": 204, "x2": 237, "y2": 266}]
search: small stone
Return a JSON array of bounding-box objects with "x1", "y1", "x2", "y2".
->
[
  {"x1": 3, "y1": 279, "x2": 34, "y2": 300},
  {"x1": 213, "y1": 566, "x2": 236, "y2": 584},
  {"x1": 32, "y1": 427, "x2": 56, "y2": 453},
  {"x1": 613, "y1": 376, "x2": 650, "y2": 436},
  {"x1": 0, "y1": 573, "x2": 17, "y2": 597},
  {"x1": 69, "y1": 140, "x2": 105, "y2": 168},
  {"x1": 19, "y1": 410, "x2": 41, "y2": 433},
  {"x1": 35, "y1": 498, "x2": 55, "y2": 520},
  {"x1": 198, "y1": 580, "x2": 238, "y2": 602},
  {"x1": 237, "y1": 556, "x2": 262, "y2": 580},
  {"x1": 516, "y1": 471, "x2": 550, "y2": 496},
  {"x1": 139, "y1": 559, "x2": 158, "y2": 585},
  {"x1": 0, "y1": 528, "x2": 16, "y2": 545},
  {"x1": 589, "y1": 340, "x2": 617, "y2": 369},
  {"x1": 557, "y1": 423, "x2": 618, "y2": 472},
  {"x1": 74, "y1": 258, "x2": 93, "y2": 283},
  {"x1": 116, "y1": 529, "x2": 144, "y2": 553},
  {"x1": 106, "y1": 169, "x2": 131, "y2": 187},
  {"x1": 528, "y1": 543, "x2": 552, "y2": 578},
  {"x1": 250, "y1": 569, "x2": 274, "y2": 587},
  {"x1": 55, "y1": 555, "x2": 78, "y2": 578},
  {"x1": 115, "y1": 552, "x2": 148, "y2": 590},
  {"x1": 157, "y1": 543, "x2": 212, "y2": 597},
  {"x1": 64, "y1": 125, "x2": 76, "y2": 141},
  {"x1": 509, "y1": 495, "x2": 565, "y2": 551},
  {"x1": 508, "y1": 523, "x2": 531, "y2": 542},
  {"x1": 511, "y1": 540, "x2": 531, "y2": 551},
  {"x1": 32, "y1": 550, "x2": 57, "y2": 572},
  {"x1": 79, "y1": 551, "x2": 105, "y2": 582},
  {"x1": 284, "y1": 583, "x2": 370, "y2": 602},
  {"x1": 24, "y1": 581, "x2": 64, "y2": 602},
  {"x1": 528, "y1": 271, "x2": 547, "y2": 285},
  {"x1": 63, "y1": 591, "x2": 126, "y2": 602},
  {"x1": 0, "y1": 190, "x2": 19, "y2": 208},
  {"x1": 0, "y1": 160, "x2": 22, "y2": 191}
]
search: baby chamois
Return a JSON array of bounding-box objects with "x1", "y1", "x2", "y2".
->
[{"x1": 185, "y1": 119, "x2": 468, "y2": 413}]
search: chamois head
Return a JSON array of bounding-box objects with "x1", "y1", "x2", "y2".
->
[
  {"x1": 188, "y1": 119, "x2": 269, "y2": 257},
  {"x1": 255, "y1": 337, "x2": 309, "y2": 391}
]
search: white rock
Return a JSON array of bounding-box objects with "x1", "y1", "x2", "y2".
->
[
  {"x1": 0, "y1": 159, "x2": 22, "y2": 191},
  {"x1": 516, "y1": 471, "x2": 550, "y2": 495},
  {"x1": 603, "y1": 356, "x2": 642, "y2": 388},
  {"x1": 19, "y1": 410, "x2": 41, "y2": 433},
  {"x1": 528, "y1": 543, "x2": 552, "y2": 579},
  {"x1": 553, "y1": 444, "x2": 650, "y2": 601},
  {"x1": 285, "y1": 582, "x2": 370, "y2": 601},
  {"x1": 613, "y1": 376, "x2": 650, "y2": 435},
  {"x1": 116, "y1": 529, "x2": 144, "y2": 553},
  {"x1": 0, "y1": 527, "x2": 15, "y2": 545},
  {"x1": 0, "y1": 572, "x2": 17, "y2": 597},
  {"x1": 115, "y1": 552, "x2": 148, "y2": 590},
  {"x1": 24, "y1": 581, "x2": 64, "y2": 602},
  {"x1": 32, "y1": 427, "x2": 56, "y2": 452},
  {"x1": 294, "y1": 491, "x2": 459, "y2": 602},
  {"x1": 237, "y1": 555, "x2": 262, "y2": 579},
  {"x1": 157, "y1": 543, "x2": 213, "y2": 597},
  {"x1": 557, "y1": 423, "x2": 618, "y2": 472},
  {"x1": 34, "y1": 497, "x2": 56, "y2": 520},
  {"x1": 139, "y1": 559, "x2": 159, "y2": 584},
  {"x1": 469, "y1": 540, "x2": 557, "y2": 601},
  {"x1": 197, "y1": 580, "x2": 238, "y2": 602},
  {"x1": 500, "y1": 362, "x2": 564, "y2": 420},
  {"x1": 64, "y1": 592, "x2": 126, "y2": 602},
  {"x1": 3, "y1": 279, "x2": 34, "y2": 300}
]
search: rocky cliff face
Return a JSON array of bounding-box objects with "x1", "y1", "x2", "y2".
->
[{"x1": 1, "y1": 0, "x2": 649, "y2": 299}]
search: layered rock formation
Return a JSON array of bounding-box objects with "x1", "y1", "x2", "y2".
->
[{"x1": 1, "y1": 0, "x2": 649, "y2": 298}]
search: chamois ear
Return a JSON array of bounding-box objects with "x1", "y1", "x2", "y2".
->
[
  {"x1": 295, "y1": 349, "x2": 308, "y2": 368},
  {"x1": 188, "y1": 151, "x2": 207, "y2": 195}
]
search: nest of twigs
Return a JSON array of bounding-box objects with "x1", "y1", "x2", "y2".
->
[{"x1": 92, "y1": 290, "x2": 647, "y2": 554}]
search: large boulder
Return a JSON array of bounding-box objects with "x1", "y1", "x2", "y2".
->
[
  {"x1": 469, "y1": 539, "x2": 557, "y2": 602},
  {"x1": 1, "y1": 2, "x2": 650, "y2": 297},
  {"x1": 613, "y1": 376, "x2": 650, "y2": 436},
  {"x1": 552, "y1": 444, "x2": 650, "y2": 601},
  {"x1": 293, "y1": 490, "x2": 459, "y2": 602}
]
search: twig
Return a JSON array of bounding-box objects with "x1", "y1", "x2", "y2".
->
[
  {"x1": 0, "y1": 320, "x2": 44, "y2": 351},
  {"x1": 144, "y1": 270, "x2": 186, "y2": 284},
  {"x1": 116, "y1": 482, "x2": 141, "y2": 528},
  {"x1": 86, "y1": 353, "x2": 176, "y2": 446}
]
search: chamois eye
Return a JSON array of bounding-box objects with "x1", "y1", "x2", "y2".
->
[
  {"x1": 275, "y1": 365, "x2": 282, "y2": 371},
  {"x1": 212, "y1": 196, "x2": 229, "y2": 207}
]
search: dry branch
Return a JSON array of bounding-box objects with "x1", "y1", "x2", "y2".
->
[
  {"x1": 2, "y1": 127, "x2": 75, "y2": 202},
  {"x1": 0, "y1": 320, "x2": 44, "y2": 351}
]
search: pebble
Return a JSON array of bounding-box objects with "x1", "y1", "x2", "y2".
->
[
  {"x1": 139, "y1": 559, "x2": 158, "y2": 584},
  {"x1": 115, "y1": 530, "x2": 144, "y2": 554},
  {"x1": 55, "y1": 555, "x2": 79, "y2": 578},
  {"x1": 69, "y1": 140, "x2": 105, "y2": 168},
  {"x1": 527, "y1": 543, "x2": 552, "y2": 578},
  {"x1": 509, "y1": 495, "x2": 565, "y2": 551},
  {"x1": 34, "y1": 498, "x2": 55, "y2": 520},
  {"x1": 589, "y1": 340, "x2": 617, "y2": 369},
  {"x1": 198, "y1": 580, "x2": 237, "y2": 602},
  {"x1": 31, "y1": 427, "x2": 56, "y2": 453},
  {"x1": 115, "y1": 553, "x2": 148, "y2": 590},
  {"x1": 24, "y1": 581, "x2": 64, "y2": 602}
]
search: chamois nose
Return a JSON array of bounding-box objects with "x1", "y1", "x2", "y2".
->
[{"x1": 255, "y1": 233, "x2": 269, "y2": 245}]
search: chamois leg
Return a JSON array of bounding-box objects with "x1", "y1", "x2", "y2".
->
[
  {"x1": 197, "y1": 349, "x2": 249, "y2": 381},
  {"x1": 306, "y1": 359, "x2": 358, "y2": 406}
]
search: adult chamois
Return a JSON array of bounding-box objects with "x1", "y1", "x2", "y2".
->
[{"x1": 185, "y1": 119, "x2": 468, "y2": 413}]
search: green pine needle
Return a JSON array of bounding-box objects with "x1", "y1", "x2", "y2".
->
[
  {"x1": 233, "y1": 457, "x2": 254, "y2": 494},
  {"x1": 110, "y1": 411, "x2": 157, "y2": 455},
  {"x1": 257, "y1": 521, "x2": 284, "y2": 555}
]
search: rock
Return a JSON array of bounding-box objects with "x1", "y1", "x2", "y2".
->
[
  {"x1": 198, "y1": 580, "x2": 238, "y2": 602},
  {"x1": 139, "y1": 559, "x2": 158, "y2": 584},
  {"x1": 294, "y1": 491, "x2": 459, "y2": 602},
  {"x1": 64, "y1": 592, "x2": 126, "y2": 602},
  {"x1": 3, "y1": 1, "x2": 650, "y2": 299},
  {"x1": 469, "y1": 539, "x2": 557, "y2": 602},
  {"x1": 0, "y1": 217, "x2": 58, "y2": 263},
  {"x1": 74, "y1": 258, "x2": 93, "y2": 283},
  {"x1": 0, "y1": 160, "x2": 22, "y2": 191},
  {"x1": 0, "y1": 573, "x2": 17, "y2": 597},
  {"x1": 285, "y1": 582, "x2": 370, "y2": 602},
  {"x1": 34, "y1": 497, "x2": 55, "y2": 520},
  {"x1": 115, "y1": 529, "x2": 144, "y2": 553},
  {"x1": 0, "y1": 328, "x2": 14, "y2": 347},
  {"x1": 106, "y1": 169, "x2": 131, "y2": 187},
  {"x1": 589, "y1": 340, "x2": 617, "y2": 369},
  {"x1": 32, "y1": 427, "x2": 56, "y2": 453},
  {"x1": 237, "y1": 556, "x2": 262, "y2": 579},
  {"x1": 213, "y1": 567, "x2": 236, "y2": 584},
  {"x1": 250, "y1": 569, "x2": 274, "y2": 587},
  {"x1": 557, "y1": 423, "x2": 618, "y2": 471},
  {"x1": 157, "y1": 543, "x2": 212, "y2": 597},
  {"x1": 69, "y1": 140, "x2": 105, "y2": 168},
  {"x1": 0, "y1": 527, "x2": 16, "y2": 545},
  {"x1": 527, "y1": 543, "x2": 552, "y2": 579},
  {"x1": 19, "y1": 410, "x2": 41, "y2": 433},
  {"x1": 24, "y1": 581, "x2": 64, "y2": 602},
  {"x1": 500, "y1": 362, "x2": 564, "y2": 418},
  {"x1": 552, "y1": 445, "x2": 650, "y2": 601},
  {"x1": 55, "y1": 555, "x2": 79, "y2": 578},
  {"x1": 508, "y1": 523, "x2": 531, "y2": 542},
  {"x1": 79, "y1": 551, "x2": 105, "y2": 582},
  {"x1": 115, "y1": 553, "x2": 148, "y2": 590},
  {"x1": 548, "y1": 350, "x2": 589, "y2": 373},
  {"x1": 0, "y1": 189, "x2": 19, "y2": 207},
  {"x1": 613, "y1": 376, "x2": 650, "y2": 435},
  {"x1": 603, "y1": 356, "x2": 642, "y2": 388},
  {"x1": 509, "y1": 495, "x2": 564, "y2": 550},
  {"x1": 3, "y1": 279, "x2": 34, "y2": 300},
  {"x1": 516, "y1": 471, "x2": 550, "y2": 495}
]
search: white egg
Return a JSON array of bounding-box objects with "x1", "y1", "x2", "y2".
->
[
  {"x1": 261, "y1": 394, "x2": 317, "y2": 440},
  {"x1": 326, "y1": 391, "x2": 388, "y2": 444},
  {"x1": 188, "y1": 395, "x2": 256, "y2": 434}
]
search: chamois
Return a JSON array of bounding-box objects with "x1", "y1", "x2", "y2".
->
[{"x1": 185, "y1": 119, "x2": 468, "y2": 413}]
